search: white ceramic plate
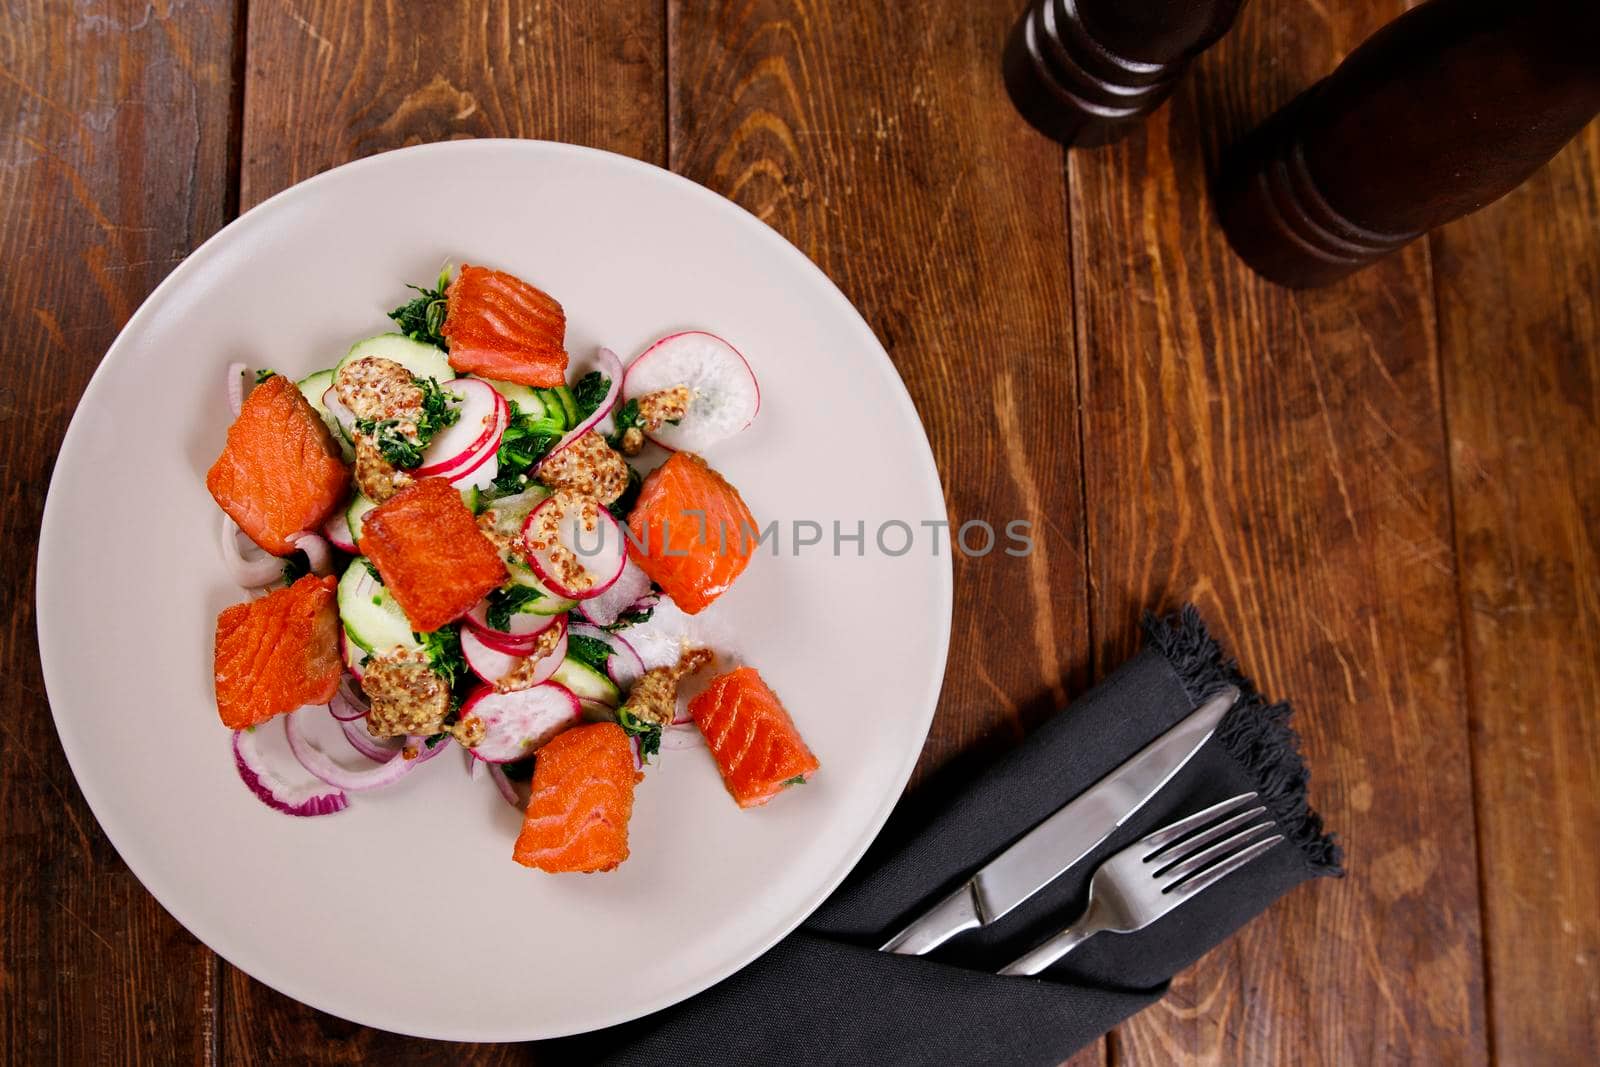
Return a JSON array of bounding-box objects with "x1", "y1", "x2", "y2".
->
[{"x1": 36, "y1": 141, "x2": 951, "y2": 1041}]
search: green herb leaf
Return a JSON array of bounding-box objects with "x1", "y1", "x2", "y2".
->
[
  {"x1": 281, "y1": 554, "x2": 310, "y2": 586},
  {"x1": 254, "y1": 368, "x2": 278, "y2": 384},
  {"x1": 570, "y1": 371, "x2": 611, "y2": 421},
  {"x1": 599, "y1": 599, "x2": 655, "y2": 632},
  {"x1": 485, "y1": 584, "x2": 545, "y2": 631},
  {"x1": 605, "y1": 398, "x2": 642, "y2": 450},
  {"x1": 566, "y1": 633, "x2": 613, "y2": 675},
  {"x1": 355, "y1": 417, "x2": 425, "y2": 469},
  {"x1": 491, "y1": 401, "x2": 566, "y2": 495},
  {"x1": 415, "y1": 377, "x2": 462, "y2": 440},
  {"x1": 388, "y1": 266, "x2": 452, "y2": 349},
  {"x1": 361, "y1": 557, "x2": 383, "y2": 582},
  {"x1": 616, "y1": 705, "x2": 662, "y2": 762},
  {"x1": 417, "y1": 625, "x2": 465, "y2": 687},
  {"x1": 782, "y1": 775, "x2": 807, "y2": 787}
]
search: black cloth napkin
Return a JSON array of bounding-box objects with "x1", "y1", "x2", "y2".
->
[{"x1": 558, "y1": 608, "x2": 1341, "y2": 1066}]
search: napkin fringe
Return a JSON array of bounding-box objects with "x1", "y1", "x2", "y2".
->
[{"x1": 1144, "y1": 606, "x2": 1343, "y2": 875}]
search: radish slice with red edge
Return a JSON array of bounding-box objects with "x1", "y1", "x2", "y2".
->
[
  {"x1": 460, "y1": 682, "x2": 581, "y2": 763},
  {"x1": 465, "y1": 594, "x2": 561, "y2": 644},
  {"x1": 568, "y1": 622, "x2": 645, "y2": 691},
  {"x1": 622, "y1": 331, "x2": 759, "y2": 452},
  {"x1": 323, "y1": 508, "x2": 357, "y2": 553},
  {"x1": 428, "y1": 390, "x2": 509, "y2": 481},
  {"x1": 537, "y1": 347, "x2": 624, "y2": 465},
  {"x1": 284, "y1": 708, "x2": 447, "y2": 790},
  {"x1": 470, "y1": 615, "x2": 564, "y2": 657},
  {"x1": 519, "y1": 495, "x2": 627, "y2": 600},
  {"x1": 416, "y1": 379, "x2": 505, "y2": 476},
  {"x1": 461, "y1": 625, "x2": 567, "y2": 688},
  {"x1": 577, "y1": 558, "x2": 653, "y2": 627},
  {"x1": 233, "y1": 724, "x2": 348, "y2": 816}
]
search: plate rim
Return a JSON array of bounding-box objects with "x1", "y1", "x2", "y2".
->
[{"x1": 35, "y1": 138, "x2": 953, "y2": 1041}]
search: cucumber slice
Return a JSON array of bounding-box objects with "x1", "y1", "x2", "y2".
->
[
  {"x1": 337, "y1": 333, "x2": 455, "y2": 382},
  {"x1": 550, "y1": 658, "x2": 620, "y2": 705},
  {"x1": 503, "y1": 562, "x2": 578, "y2": 615},
  {"x1": 481, "y1": 488, "x2": 577, "y2": 613},
  {"x1": 536, "y1": 388, "x2": 569, "y2": 430},
  {"x1": 337, "y1": 559, "x2": 419, "y2": 654},
  {"x1": 345, "y1": 494, "x2": 379, "y2": 543},
  {"x1": 296, "y1": 368, "x2": 354, "y2": 461},
  {"x1": 479, "y1": 377, "x2": 546, "y2": 419},
  {"x1": 554, "y1": 385, "x2": 578, "y2": 427}
]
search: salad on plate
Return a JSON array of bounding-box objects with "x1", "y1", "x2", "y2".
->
[{"x1": 206, "y1": 262, "x2": 818, "y2": 873}]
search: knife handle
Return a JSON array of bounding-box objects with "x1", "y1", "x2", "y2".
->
[
  {"x1": 879, "y1": 883, "x2": 982, "y2": 955},
  {"x1": 997, "y1": 920, "x2": 1100, "y2": 976}
]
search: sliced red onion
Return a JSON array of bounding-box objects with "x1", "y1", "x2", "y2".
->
[
  {"x1": 284, "y1": 707, "x2": 447, "y2": 790},
  {"x1": 219, "y1": 512, "x2": 284, "y2": 588},
  {"x1": 288, "y1": 530, "x2": 333, "y2": 577},
  {"x1": 465, "y1": 747, "x2": 485, "y2": 780},
  {"x1": 537, "y1": 347, "x2": 624, "y2": 465},
  {"x1": 628, "y1": 734, "x2": 643, "y2": 770},
  {"x1": 233, "y1": 724, "x2": 348, "y2": 816},
  {"x1": 569, "y1": 622, "x2": 645, "y2": 692},
  {"x1": 577, "y1": 558, "x2": 653, "y2": 627},
  {"x1": 487, "y1": 763, "x2": 523, "y2": 810},
  {"x1": 460, "y1": 682, "x2": 580, "y2": 763},
  {"x1": 338, "y1": 712, "x2": 403, "y2": 761},
  {"x1": 329, "y1": 676, "x2": 369, "y2": 721},
  {"x1": 227, "y1": 361, "x2": 247, "y2": 418}
]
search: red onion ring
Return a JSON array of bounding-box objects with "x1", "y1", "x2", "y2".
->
[
  {"x1": 329, "y1": 676, "x2": 369, "y2": 721},
  {"x1": 285, "y1": 708, "x2": 448, "y2": 790},
  {"x1": 486, "y1": 763, "x2": 522, "y2": 810},
  {"x1": 219, "y1": 512, "x2": 284, "y2": 588},
  {"x1": 337, "y1": 713, "x2": 403, "y2": 762},
  {"x1": 288, "y1": 530, "x2": 333, "y2": 577}
]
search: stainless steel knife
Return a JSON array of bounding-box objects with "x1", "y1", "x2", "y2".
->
[{"x1": 879, "y1": 685, "x2": 1238, "y2": 955}]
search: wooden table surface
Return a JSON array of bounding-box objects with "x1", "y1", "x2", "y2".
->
[{"x1": 4, "y1": 1, "x2": 1596, "y2": 1063}]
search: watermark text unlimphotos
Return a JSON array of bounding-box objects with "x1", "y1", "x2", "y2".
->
[{"x1": 572, "y1": 513, "x2": 1034, "y2": 558}]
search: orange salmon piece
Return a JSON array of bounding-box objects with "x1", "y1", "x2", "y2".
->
[
  {"x1": 627, "y1": 452, "x2": 756, "y2": 615},
  {"x1": 207, "y1": 374, "x2": 351, "y2": 555},
  {"x1": 213, "y1": 574, "x2": 342, "y2": 730},
  {"x1": 358, "y1": 477, "x2": 507, "y2": 633},
  {"x1": 440, "y1": 264, "x2": 569, "y2": 387},
  {"x1": 513, "y1": 723, "x2": 637, "y2": 872},
  {"x1": 690, "y1": 667, "x2": 818, "y2": 808}
]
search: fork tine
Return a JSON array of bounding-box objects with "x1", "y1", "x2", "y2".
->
[
  {"x1": 1147, "y1": 804, "x2": 1268, "y2": 868},
  {"x1": 1156, "y1": 820, "x2": 1277, "y2": 886},
  {"x1": 1139, "y1": 792, "x2": 1260, "y2": 856},
  {"x1": 1167, "y1": 834, "x2": 1285, "y2": 900}
]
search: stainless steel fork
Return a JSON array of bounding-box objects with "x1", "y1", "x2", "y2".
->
[{"x1": 998, "y1": 792, "x2": 1283, "y2": 976}]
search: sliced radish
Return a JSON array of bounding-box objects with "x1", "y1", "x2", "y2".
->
[
  {"x1": 425, "y1": 390, "x2": 509, "y2": 482},
  {"x1": 461, "y1": 682, "x2": 581, "y2": 763},
  {"x1": 323, "y1": 508, "x2": 358, "y2": 553},
  {"x1": 569, "y1": 623, "x2": 645, "y2": 691},
  {"x1": 622, "y1": 331, "x2": 759, "y2": 452},
  {"x1": 577, "y1": 557, "x2": 653, "y2": 627},
  {"x1": 233, "y1": 725, "x2": 348, "y2": 817},
  {"x1": 465, "y1": 595, "x2": 561, "y2": 643},
  {"x1": 519, "y1": 494, "x2": 627, "y2": 600},
  {"x1": 449, "y1": 441, "x2": 501, "y2": 492},
  {"x1": 461, "y1": 625, "x2": 567, "y2": 688},
  {"x1": 540, "y1": 347, "x2": 624, "y2": 465},
  {"x1": 416, "y1": 379, "x2": 505, "y2": 476}
]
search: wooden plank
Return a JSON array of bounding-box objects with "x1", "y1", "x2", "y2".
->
[
  {"x1": 1069, "y1": 1, "x2": 1488, "y2": 1063},
  {"x1": 224, "y1": 1, "x2": 664, "y2": 1057},
  {"x1": 238, "y1": 0, "x2": 666, "y2": 211},
  {"x1": 0, "y1": 0, "x2": 238, "y2": 1062},
  {"x1": 1434, "y1": 125, "x2": 1600, "y2": 1064},
  {"x1": 668, "y1": 1, "x2": 1090, "y2": 1059}
]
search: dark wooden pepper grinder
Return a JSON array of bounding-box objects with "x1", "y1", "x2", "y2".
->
[
  {"x1": 1003, "y1": 0, "x2": 1248, "y2": 146},
  {"x1": 1217, "y1": 0, "x2": 1600, "y2": 288}
]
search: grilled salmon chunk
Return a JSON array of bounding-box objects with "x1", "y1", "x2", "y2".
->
[
  {"x1": 213, "y1": 574, "x2": 342, "y2": 729},
  {"x1": 690, "y1": 667, "x2": 818, "y2": 808},
  {"x1": 441, "y1": 264, "x2": 569, "y2": 387},
  {"x1": 513, "y1": 723, "x2": 638, "y2": 872},
  {"x1": 358, "y1": 477, "x2": 507, "y2": 633},
  {"x1": 626, "y1": 452, "x2": 757, "y2": 615}
]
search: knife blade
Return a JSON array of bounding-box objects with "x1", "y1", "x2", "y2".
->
[{"x1": 879, "y1": 685, "x2": 1238, "y2": 955}]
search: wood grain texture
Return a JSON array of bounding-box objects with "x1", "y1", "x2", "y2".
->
[
  {"x1": 238, "y1": 0, "x2": 665, "y2": 211},
  {"x1": 1069, "y1": 1, "x2": 1488, "y2": 1063},
  {"x1": 1434, "y1": 125, "x2": 1600, "y2": 1065},
  {"x1": 0, "y1": 0, "x2": 237, "y2": 1062},
  {"x1": 224, "y1": 1, "x2": 664, "y2": 1058}
]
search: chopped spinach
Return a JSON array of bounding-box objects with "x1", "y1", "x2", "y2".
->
[
  {"x1": 616, "y1": 705, "x2": 662, "y2": 762},
  {"x1": 355, "y1": 376, "x2": 460, "y2": 470},
  {"x1": 570, "y1": 371, "x2": 610, "y2": 421},
  {"x1": 485, "y1": 584, "x2": 545, "y2": 631},
  {"x1": 605, "y1": 397, "x2": 642, "y2": 450},
  {"x1": 492, "y1": 401, "x2": 566, "y2": 495},
  {"x1": 599, "y1": 599, "x2": 655, "y2": 632},
  {"x1": 417, "y1": 625, "x2": 466, "y2": 687},
  {"x1": 566, "y1": 633, "x2": 614, "y2": 675},
  {"x1": 388, "y1": 266, "x2": 452, "y2": 349},
  {"x1": 606, "y1": 464, "x2": 642, "y2": 522},
  {"x1": 254, "y1": 368, "x2": 278, "y2": 384},
  {"x1": 782, "y1": 775, "x2": 808, "y2": 787}
]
